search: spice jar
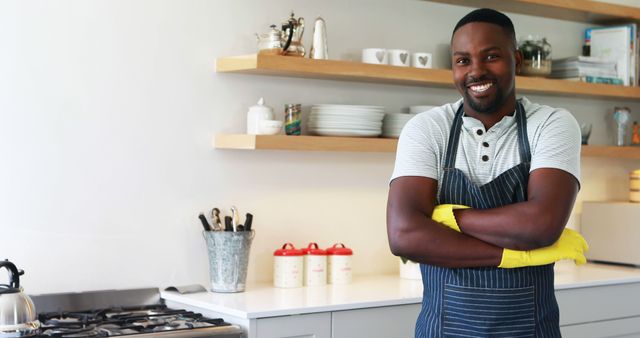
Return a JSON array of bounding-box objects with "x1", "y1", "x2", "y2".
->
[
  {"x1": 518, "y1": 35, "x2": 552, "y2": 77},
  {"x1": 302, "y1": 243, "x2": 327, "y2": 287},
  {"x1": 631, "y1": 169, "x2": 640, "y2": 203},
  {"x1": 284, "y1": 104, "x2": 302, "y2": 135},
  {"x1": 273, "y1": 243, "x2": 304, "y2": 288},
  {"x1": 326, "y1": 243, "x2": 353, "y2": 285}
]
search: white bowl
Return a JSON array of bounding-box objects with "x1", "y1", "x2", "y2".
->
[{"x1": 258, "y1": 120, "x2": 283, "y2": 135}]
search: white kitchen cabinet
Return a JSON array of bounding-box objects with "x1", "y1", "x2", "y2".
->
[
  {"x1": 556, "y1": 282, "x2": 640, "y2": 338},
  {"x1": 256, "y1": 313, "x2": 331, "y2": 338},
  {"x1": 331, "y1": 304, "x2": 420, "y2": 338},
  {"x1": 561, "y1": 317, "x2": 640, "y2": 338}
]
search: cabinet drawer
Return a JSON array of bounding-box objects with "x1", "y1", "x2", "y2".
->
[
  {"x1": 332, "y1": 304, "x2": 421, "y2": 338},
  {"x1": 560, "y1": 316, "x2": 640, "y2": 338},
  {"x1": 256, "y1": 312, "x2": 331, "y2": 338},
  {"x1": 556, "y1": 283, "x2": 640, "y2": 325}
]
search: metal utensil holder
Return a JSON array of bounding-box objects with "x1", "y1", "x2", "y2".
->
[{"x1": 203, "y1": 230, "x2": 255, "y2": 293}]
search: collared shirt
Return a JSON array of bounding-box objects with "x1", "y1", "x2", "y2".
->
[{"x1": 390, "y1": 97, "x2": 581, "y2": 193}]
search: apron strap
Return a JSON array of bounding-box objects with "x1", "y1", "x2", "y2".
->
[
  {"x1": 515, "y1": 100, "x2": 531, "y2": 164},
  {"x1": 443, "y1": 103, "x2": 465, "y2": 169}
]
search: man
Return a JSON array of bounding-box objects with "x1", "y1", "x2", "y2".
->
[{"x1": 386, "y1": 8, "x2": 588, "y2": 337}]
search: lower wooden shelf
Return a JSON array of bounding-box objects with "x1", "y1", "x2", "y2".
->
[{"x1": 214, "y1": 134, "x2": 640, "y2": 159}]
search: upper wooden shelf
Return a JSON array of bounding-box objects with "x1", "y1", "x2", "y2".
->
[
  {"x1": 214, "y1": 134, "x2": 640, "y2": 159},
  {"x1": 216, "y1": 54, "x2": 640, "y2": 101},
  {"x1": 424, "y1": 0, "x2": 640, "y2": 25}
]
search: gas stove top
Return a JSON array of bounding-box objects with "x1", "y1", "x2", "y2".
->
[{"x1": 29, "y1": 288, "x2": 243, "y2": 338}]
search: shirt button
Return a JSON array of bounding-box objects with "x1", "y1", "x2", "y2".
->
[
  {"x1": 476, "y1": 129, "x2": 484, "y2": 136},
  {"x1": 483, "y1": 142, "x2": 489, "y2": 147},
  {"x1": 482, "y1": 155, "x2": 489, "y2": 161}
]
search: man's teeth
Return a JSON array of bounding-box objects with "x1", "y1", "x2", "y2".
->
[{"x1": 470, "y1": 83, "x2": 493, "y2": 92}]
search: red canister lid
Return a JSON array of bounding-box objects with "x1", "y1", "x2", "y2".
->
[
  {"x1": 301, "y1": 242, "x2": 327, "y2": 255},
  {"x1": 326, "y1": 243, "x2": 353, "y2": 255},
  {"x1": 274, "y1": 243, "x2": 304, "y2": 256}
]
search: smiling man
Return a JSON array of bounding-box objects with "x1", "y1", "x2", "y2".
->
[{"x1": 387, "y1": 8, "x2": 587, "y2": 337}]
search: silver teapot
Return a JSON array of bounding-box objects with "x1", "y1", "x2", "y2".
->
[{"x1": 256, "y1": 12, "x2": 305, "y2": 57}]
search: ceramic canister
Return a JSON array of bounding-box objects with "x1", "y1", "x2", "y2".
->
[
  {"x1": 326, "y1": 243, "x2": 353, "y2": 285},
  {"x1": 630, "y1": 169, "x2": 640, "y2": 203},
  {"x1": 273, "y1": 243, "x2": 304, "y2": 288},
  {"x1": 302, "y1": 243, "x2": 327, "y2": 287}
]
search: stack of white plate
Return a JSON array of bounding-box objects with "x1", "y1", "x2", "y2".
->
[
  {"x1": 382, "y1": 113, "x2": 414, "y2": 138},
  {"x1": 409, "y1": 105, "x2": 436, "y2": 114},
  {"x1": 309, "y1": 104, "x2": 385, "y2": 137}
]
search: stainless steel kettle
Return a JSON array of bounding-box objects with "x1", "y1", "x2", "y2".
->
[{"x1": 0, "y1": 260, "x2": 40, "y2": 337}]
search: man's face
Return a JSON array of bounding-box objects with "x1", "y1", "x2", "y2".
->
[{"x1": 451, "y1": 22, "x2": 521, "y2": 115}]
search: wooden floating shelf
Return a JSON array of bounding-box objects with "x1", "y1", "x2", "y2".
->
[
  {"x1": 424, "y1": 0, "x2": 640, "y2": 25},
  {"x1": 216, "y1": 54, "x2": 640, "y2": 101},
  {"x1": 214, "y1": 134, "x2": 640, "y2": 159},
  {"x1": 213, "y1": 134, "x2": 398, "y2": 153}
]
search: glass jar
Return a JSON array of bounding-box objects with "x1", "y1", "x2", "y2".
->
[
  {"x1": 518, "y1": 35, "x2": 552, "y2": 76},
  {"x1": 284, "y1": 104, "x2": 302, "y2": 135}
]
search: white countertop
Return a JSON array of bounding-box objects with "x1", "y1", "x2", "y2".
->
[{"x1": 161, "y1": 262, "x2": 640, "y2": 319}]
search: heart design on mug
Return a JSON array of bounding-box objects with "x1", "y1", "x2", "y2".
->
[
  {"x1": 375, "y1": 51, "x2": 385, "y2": 63},
  {"x1": 418, "y1": 56, "x2": 428, "y2": 66},
  {"x1": 399, "y1": 53, "x2": 408, "y2": 64}
]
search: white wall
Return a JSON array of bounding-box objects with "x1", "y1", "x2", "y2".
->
[{"x1": 0, "y1": 0, "x2": 638, "y2": 294}]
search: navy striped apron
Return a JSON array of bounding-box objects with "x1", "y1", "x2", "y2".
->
[{"x1": 415, "y1": 101, "x2": 560, "y2": 338}]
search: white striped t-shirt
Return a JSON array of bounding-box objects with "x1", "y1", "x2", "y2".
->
[{"x1": 390, "y1": 97, "x2": 581, "y2": 192}]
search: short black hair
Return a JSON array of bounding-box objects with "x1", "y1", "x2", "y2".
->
[{"x1": 452, "y1": 8, "x2": 516, "y2": 47}]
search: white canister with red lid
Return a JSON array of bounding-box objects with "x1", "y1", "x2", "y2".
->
[
  {"x1": 273, "y1": 243, "x2": 304, "y2": 288},
  {"x1": 302, "y1": 243, "x2": 327, "y2": 287},
  {"x1": 326, "y1": 243, "x2": 353, "y2": 284}
]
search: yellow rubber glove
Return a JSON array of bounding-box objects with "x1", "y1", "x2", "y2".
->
[
  {"x1": 431, "y1": 204, "x2": 471, "y2": 232},
  {"x1": 499, "y1": 228, "x2": 590, "y2": 268}
]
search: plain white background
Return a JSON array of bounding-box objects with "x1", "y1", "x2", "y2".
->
[{"x1": 1, "y1": 0, "x2": 639, "y2": 294}]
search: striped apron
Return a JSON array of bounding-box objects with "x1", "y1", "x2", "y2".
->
[{"x1": 415, "y1": 101, "x2": 560, "y2": 337}]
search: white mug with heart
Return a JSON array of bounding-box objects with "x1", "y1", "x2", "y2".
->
[
  {"x1": 362, "y1": 48, "x2": 388, "y2": 65},
  {"x1": 411, "y1": 52, "x2": 433, "y2": 69},
  {"x1": 387, "y1": 49, "x2": 410, "y2": 67}
]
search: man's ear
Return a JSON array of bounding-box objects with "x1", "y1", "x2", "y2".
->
[{"x1": 514, "y1": 49, "x2": 523, "y2": 75}]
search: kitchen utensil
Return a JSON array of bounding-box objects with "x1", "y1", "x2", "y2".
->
[
  {"x1": 230, "y1": 206, "x2": 239, "y2": 230},
  {"x1": 309, "y1": 17, "x2": 328, "y2": 60},
  {"x1": 273, "y1": 243, "x2": 304, "y2": 288},
  {"x1": 362, "y1": 48, "x2": 387, "y2": 65},
  {"x1": 0, "y1": 260, "x2": 40, "y2": 337},
  {"x1": 613, "y1": 106, "x2": 631, "y2": 146},
  {"x1": 244, "y1": 213, "x2": 253, "y2": 231},
  {"x1": 198, "y1": 213, "x2": 212, "y2": 231},
  {"x1": 387, "y1": 49, "x2": 410, "y2": 67},
  {"x1": 224, "y1": 216, "x2": 233, "y2": 232},
  {"x1": 211, "y1": 208, "x2": 223, "y2": 231},
  {"x1": 247, "y1": 98, "x2": 275, "y2": 135}
]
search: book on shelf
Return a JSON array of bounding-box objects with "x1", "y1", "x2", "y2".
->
[
  {"x1": 561, "y1": 75, "x2": 624, "y2": 85},
  {"x1": 586, "y1": 23, "x2": 637, "y2": 86},
  {"x1": 549, "y1": 67, "x2": 618, "y2": 78}
]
